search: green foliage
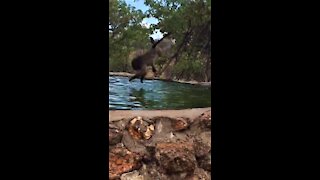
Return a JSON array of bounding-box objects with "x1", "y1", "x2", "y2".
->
[
  {"x1": 172, "y1": 55, "x2": 206, "y2": 81},
  {"x1": 109, "y1": 0, "x2": 151, "y2": 72},
  {"x1": 144, "y1": 0, "x2": 211, "y2": 81}
]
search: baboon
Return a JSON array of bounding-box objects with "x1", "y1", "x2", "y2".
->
[{"x1": 129, "y1": 33, "x2": 175, "y2": 83}]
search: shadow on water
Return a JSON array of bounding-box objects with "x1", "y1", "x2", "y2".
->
[{"x1": 109, "y1": 76, "x2": 211, "y2": 110}]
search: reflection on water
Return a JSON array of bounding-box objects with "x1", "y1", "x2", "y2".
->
[{"x1": 109, "y1": 76, "x2": 211, "y2": 110}]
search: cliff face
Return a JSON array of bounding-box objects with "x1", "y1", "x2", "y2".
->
[{"x1": 109, "y1": 108, "x2": 212, "y2": 180}]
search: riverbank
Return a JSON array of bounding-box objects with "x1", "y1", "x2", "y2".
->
[
  {"x1": 109, "y1": 107, "x2": 211, "y2": 179},
  {"x1": 109, "y1": 72, "x2": 211, "y2": 87}
]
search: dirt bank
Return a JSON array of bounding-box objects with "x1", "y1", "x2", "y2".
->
[
  {"x1": 109, "y1": 72, "x2": 211, "y2": 87},
  {"x1": 109, "y1": 108, "x2": 212, "y2": 179}
]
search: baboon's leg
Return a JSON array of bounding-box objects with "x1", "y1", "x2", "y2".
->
[
  {"x1": 129, "y1": 66, "x2": 147, "y2": 82},
  {"x1": 151, "y1": 64, "x2": 157, "y2": 73},
  {"x1": 140, "y1": 66, "x2": 147, "y2": 83},
  {"x1": 129, "y1": 74, "x2": 140, "y2": 81},
  {"x1": 140, "y1": 71, "x2": 147, "y2": 83}
]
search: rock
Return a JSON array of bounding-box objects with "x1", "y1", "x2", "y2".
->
[
  {"x1": 120, "y1": 170, "x2": 144, "y2": 180},
  {"x1": 121, "y1": 131, "x2": 147, "y2": 155},
  {"x1": 127, "y1": 117, "x2": 143, "y2": 140},
  {"x1": 109, "y1": 146, "x2": 142, "y2": 179},
  {"x1": 138, "y1": 163, "x2": 164, "y2": 180},
  {"x1": 127, "y1": 117, "x2": 155, "y2": 140},
  {"x1": 155, "y1": 142, "x2": 197, "y2": 175},
  {"x1": 172, "y1": 117, "x2": 190, "y2": 131},
  {"x1": 150, "y1": 117, "x2": 177, "y2": 142},
  {"x1": 109, "y1": 128, "x2": 123, "y2": 145},
  {"x1": 197, "y1": 153, "x2": 211, "y2": 172},
  {"x1": 194, "y1": 132, "x2": 211, "y2": 157},
  {"x1": 109, "y1": 108, "x2": 212, "y2": 179},
  {"x1": 198, "y1": 110, "x2": 211, "y2": 129},
  {"x1": 187, "y1": 168, "x2": 211, "y2": 180},
  {"x1": 188, "y1": 110, "x2": 211, "y2": 135},
  {"x1": 143, "y1": 124, "x2": 154, "y2": 140}
]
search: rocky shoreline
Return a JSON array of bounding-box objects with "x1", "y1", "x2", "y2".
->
[
  {"x1": 109, "y1": 72, "x2": 211, "y2": 87},
  {"x1": 109, "y1": 107, "x2": 212, "y2": 179}
]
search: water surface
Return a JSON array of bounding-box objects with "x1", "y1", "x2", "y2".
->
[{"x1": 109, "y1": 76, "x2": 211, "y2": 110}]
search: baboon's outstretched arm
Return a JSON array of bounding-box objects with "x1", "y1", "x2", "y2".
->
[{"x1": 151, "y1": 32, "x2": 172, "y2": 48}]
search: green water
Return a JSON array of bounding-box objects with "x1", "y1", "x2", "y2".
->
[{"x1": 109, "y1": 76, "x2": 211, "y2": 110}]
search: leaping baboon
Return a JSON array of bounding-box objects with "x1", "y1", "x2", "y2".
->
[{"x1": 129, "y1": 33, "x2": 175, "y2": 83}]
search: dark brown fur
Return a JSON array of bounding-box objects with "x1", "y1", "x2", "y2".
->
[{"x1": 129, "y1": 34, "x2": 174, "y2": 83}]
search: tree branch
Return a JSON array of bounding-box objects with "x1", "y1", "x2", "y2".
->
[{"x1": 158, "y1": 28, "x2": 192, "y2": 76}]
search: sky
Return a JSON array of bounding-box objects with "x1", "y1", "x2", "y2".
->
[{"x1": 125, "y1": 0, "x2": 163, "y2": 39}]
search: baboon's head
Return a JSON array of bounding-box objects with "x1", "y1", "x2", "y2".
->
[{"x1": 150, "y1": 35, "x2": 176, "y2": 57}]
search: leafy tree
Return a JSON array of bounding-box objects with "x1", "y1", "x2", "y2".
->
[
  {"x1": 109, "y1": 0, "x2": 151, "y2": 72},
  {"x1": 144, "y1": 0, "x2": 211, "y2": 81}
]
